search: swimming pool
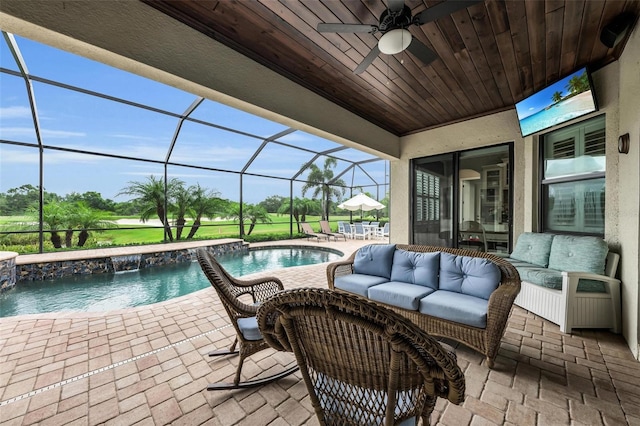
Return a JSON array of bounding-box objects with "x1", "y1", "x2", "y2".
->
[{"x1": 0, "y1": 247, "x2": 342, "y2": 317}]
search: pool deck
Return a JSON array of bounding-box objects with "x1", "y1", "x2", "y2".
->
[{"x1": 1, "y1": 238, "x2": 639, "y2": 425}]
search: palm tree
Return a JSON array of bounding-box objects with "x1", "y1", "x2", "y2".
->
[
  {"x1": 226, "y1": 202, "x2": 245, "y2": 236},
  {"x1": 185, "y1": 184, "x2": 223, "y2": 239},
  {"x1": 40, "y1": 202, "x2": 67, "y2": 249},
  {"x1": 244, "y1": 204, "x2": 272, "y2": 235},
  {"x1": 227, "y1": 202, "x2": 272, "y2": 236},
  {"x1": 171, "y1": 185, "x2": 192, "y2": 240},
  {"x1": 278, "y1": 197, "x2": 315, "y2": 233},
  {"x1": 301, "y1": 158, "x2": 347, "y2": 221},
  {"x1": 551, "y1": 91, "x2": 563, "y2": 103},
  {"x1": 73, "y1": 202, "x2": 115, "y2": 247},
  {"x1": 566, "y1": 72, "x2": 589, "y2": 95},
  {"x1": 118, "y1": 175, "x2": 184, "y2": 241}
]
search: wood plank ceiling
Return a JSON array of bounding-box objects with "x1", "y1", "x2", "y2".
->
[{"x1": 142, "y1": 0, "x2": 639, "y2": 136}]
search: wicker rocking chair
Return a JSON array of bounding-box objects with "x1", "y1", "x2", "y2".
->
[
  {"x1": 196, "y1": 248, "x2": 298, "y2": 390},
  {"x1": 257, "y1": 288, "x2": 465, "y2": 425}
]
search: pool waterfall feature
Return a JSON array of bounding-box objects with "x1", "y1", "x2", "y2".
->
[
  {"x1": 111, "y1": 254, "x2": 142, "y2": 273},
  {"x1": 15, "y1": 240, "x2": 248, "y2": 283}
]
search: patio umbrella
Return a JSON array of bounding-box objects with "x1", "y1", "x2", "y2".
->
[{"x1": 338, "y1": 193, "x2": 385, "y2": 211}]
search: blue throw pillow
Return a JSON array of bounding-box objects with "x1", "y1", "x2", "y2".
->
[
  {"x1": 353, "y1": 244, "x2": 396, "y2": 279},
  {"x1": 439, "y1": 252, "x2": 501, "y2": 300},
  {"x1": 390, "y1": 249, "x2": 440, "y2": 289}
]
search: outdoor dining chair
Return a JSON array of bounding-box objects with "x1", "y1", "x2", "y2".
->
[
  {"x1": 196, "y1": 248, "x2": 298, "y2": 390},
  {"x1": 353, "y1": 222, "x2": 367, "y2": 240},
  {"x1": 257, "y1": 288, "x2": 465, "y2": 425}
]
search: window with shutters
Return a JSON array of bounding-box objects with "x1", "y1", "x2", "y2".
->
[
  {"x1": 415, "y1": 170, "x2": 440, "y2": 221},
  {"x1": 541, "y1": 115, "x2": 605, "y2": 235}
]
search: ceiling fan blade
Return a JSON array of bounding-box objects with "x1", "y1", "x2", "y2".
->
[
  {"x1": 414, "y1": 0, "x2": 482, "y2": 25},
  {"x1": 406, "y1": 38, "x2": 438, "y2": 65},
  {"x1": 387, "y1": 0, "x2": 405, "y2": 13},
  {"x1": 354, "y1": 45, "x2": 380, "y2": 74},
  {"x1": 317, "y1": 23, "x2": 378, "y2": 33}
]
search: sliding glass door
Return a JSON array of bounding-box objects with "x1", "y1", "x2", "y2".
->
[
  {"x1": 411, "y1": 144, "x2": 512, "y2": 254},
  {"x1": 412, "y1": 154, "x2": 455, "y2": 247}
]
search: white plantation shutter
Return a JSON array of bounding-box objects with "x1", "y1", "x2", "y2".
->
[{"x1": 542, "y1": 115, "x2": 605, "y2": 235}]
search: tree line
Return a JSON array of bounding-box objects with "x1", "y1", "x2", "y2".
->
[{"x1": 2, "y1": 158, "x2": 386, "y2": 249}]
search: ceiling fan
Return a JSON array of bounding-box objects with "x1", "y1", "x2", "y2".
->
[{"x1": 317, "y1": 0, "x2": 481, "y2": 74}]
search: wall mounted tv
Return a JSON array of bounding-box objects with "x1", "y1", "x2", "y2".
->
[{"x1": 515, "y1": 67, "x2": 598, "y2": 137}]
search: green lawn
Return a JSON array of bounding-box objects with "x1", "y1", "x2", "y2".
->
[{"x1": 1, "y1": 213, "x2": 385, "y2": 253}]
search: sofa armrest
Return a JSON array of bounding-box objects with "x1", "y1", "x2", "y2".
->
[
  {"x1": 326, "y1": 251, "x2": 357, "y2": 289},
  {"x1": 561, "y1": 271, "x2": 621, "y2": 333},
  {"x1": 562, "y1": 271, "x2": 620, "y2": 286},
  {"x1": 485, "y1": 262, "x2": 521, "y2": 357}
]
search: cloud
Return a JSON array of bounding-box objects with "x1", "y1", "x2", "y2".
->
[
  {"x1": 42, "y1": 129, "x2": 86, "y2": 138},
  {"x1": 110, "y1": 134, "x2": 157, "y2": 141},
  {"x1": 0, "y1": 127, "x2": 37, "y2": 138},
  {"x1": 0, "y1": 147, "x2": 102, "y2": 164},
  {"x1": 0, "y1": 106, "x2": 32, "y2": 118},
  {"x1": 0, "y1": 127, "x2": 86, "y2": 139}
]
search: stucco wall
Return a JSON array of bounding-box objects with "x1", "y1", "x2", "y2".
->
[
  {"x1": 617, "y1": 22, "x2": 640, "y2": 358},
  {"x1": 392, "y1": 44, "x2": 639, "y2": 357},
  {"x1": 391, "y1": 110, "x2": 525, "y2": 242}
]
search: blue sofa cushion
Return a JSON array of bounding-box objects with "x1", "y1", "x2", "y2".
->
[
  {"x1": 510, "y1": 232, "x2": 555, "y2": 267},
  {"x1": 354, "y1": 244, "x2": 396, "y2": 279},
  {"x1": 368, "y1": 282, "x2": 436, "y2": 310},
  {"x1": 548, "y1": 235, "x2": 608, "y2": 275},
  {"x1": 334, "y1": 274, "x2": 389, "y2": 297},
  {"x1": 438, "y1": 252, "x2": 500, "y2": 300},
  {"x1": 237, "y1": 317, "x2": 262, "y2": 341},
  {"x1": 419, "y1": 290, "x2": 489, "y2": 328},
  {"x1": 390, "y1": 250, "x2": 440, "y2": 289}
]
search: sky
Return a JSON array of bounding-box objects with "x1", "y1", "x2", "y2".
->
[{"x1": 0, "y1": 35, "x2": 388, "y2": 204}]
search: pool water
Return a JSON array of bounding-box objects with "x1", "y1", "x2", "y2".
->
[{"x1": 0, "y1": 247, "x2": 342, "y2": 317}]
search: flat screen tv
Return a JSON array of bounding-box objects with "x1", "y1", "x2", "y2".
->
[{"x1": 516, "y1": 67, "x2": 598, "y2": 137}]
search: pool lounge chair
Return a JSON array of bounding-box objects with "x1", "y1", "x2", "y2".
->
[
  {"x1": 319, "y1": 220, "x2": 347, "y2": 241},
  {"x1": 300, "y1": 222, "x2": 329, "y2": 242}
]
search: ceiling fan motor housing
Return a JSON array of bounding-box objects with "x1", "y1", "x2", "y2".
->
[{"x1": 379, "y1": 5, "x2": 413, "y2": 33}]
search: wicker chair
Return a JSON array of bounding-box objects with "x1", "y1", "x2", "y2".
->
[
  {"x1": 196, "y1": 248, "x2": 298, "y2": 390},
  {"x1": 258, "y1": 288, "x2": 465, "y2": 425}
]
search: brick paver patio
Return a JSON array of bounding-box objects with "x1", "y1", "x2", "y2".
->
[{"x1": 1, "y1": 238, "x2": 638, "y2": 425}]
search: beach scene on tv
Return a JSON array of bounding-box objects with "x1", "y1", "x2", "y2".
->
[{"x1": 516, "y1": 68, "x2": 597, "y2": 136}]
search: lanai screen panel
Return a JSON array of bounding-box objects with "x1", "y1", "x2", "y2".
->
[
  {"x1": 189, "y1": 99, "x2": 289, "y2": 138},
  {"x1": 0, "y1": 73, "x2": 38, "y2": 145},
  {"x1": 169, "y1": 120, "x2": 265, "y2": 171},
  {"x1": 242, "y1": 175, "x2": 290, "y2": 205},
  {"x1": 31, "y1": 81, "x2": 176, "y2": 161},
  {"x1": 243, "y1": 142, "x2": 317, "y2": 179},
  {"x1": 166, "y1": 164, "x2": 239, "y2": 204},
  {"x1": 0, "y1": 35, "x2": 19, "y2": 71},
  {"x1": 16, "y1": 36, "x2": 196, "y2": 115},
  {"x1": 275, "y1": 130, "x2": 342, "y2": 153}
]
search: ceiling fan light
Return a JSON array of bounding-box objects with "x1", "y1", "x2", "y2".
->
[{"x1": 378, "y1": 28, "x2": 412, "y2": 55}]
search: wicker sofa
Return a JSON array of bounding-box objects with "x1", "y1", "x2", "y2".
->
[
  {"x1": 327, "y1": 244, "x2": 521, "y2": 368},
  {"x1": 506, "y1": 233, "x2": 621, "y2": 334}
]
